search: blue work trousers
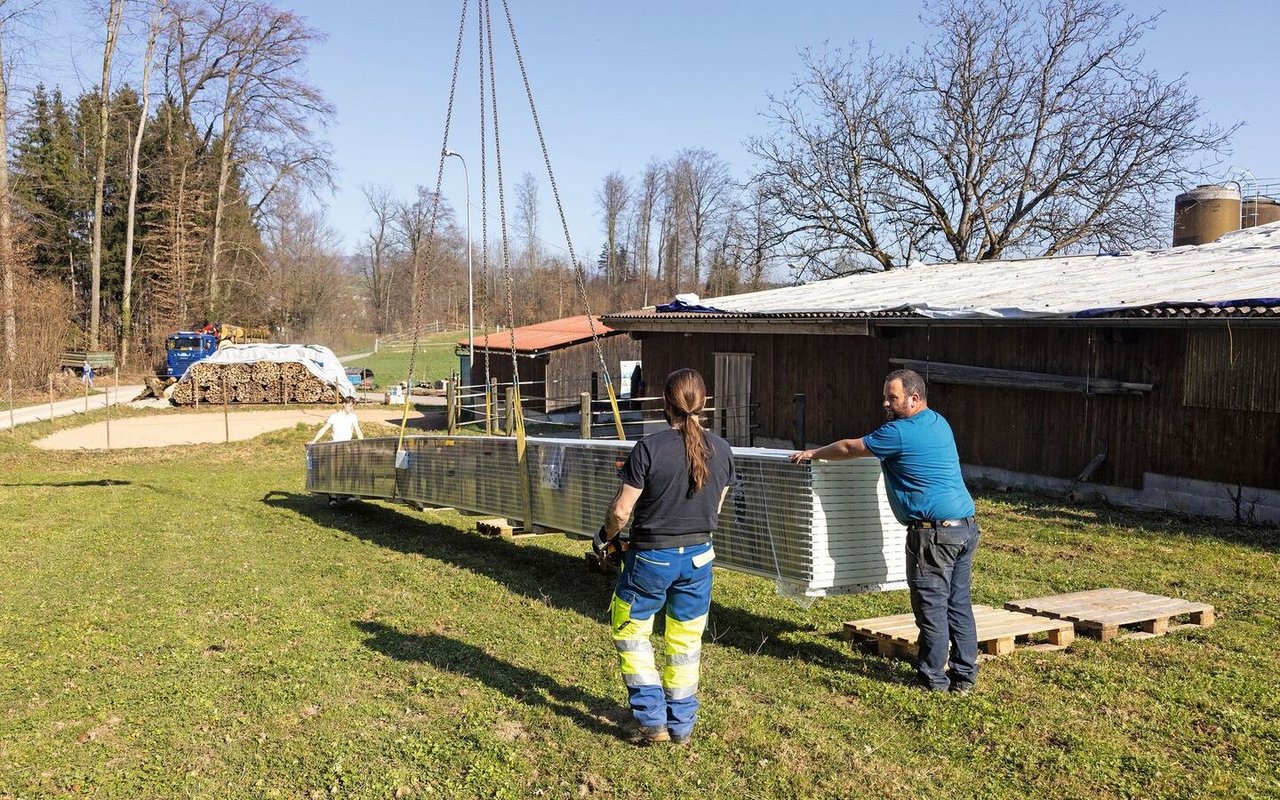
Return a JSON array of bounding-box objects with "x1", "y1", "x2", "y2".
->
[
  {"x1": 906, "y1": 521, "x2": 979, "y2": 690},
  {"x1": 610, "y1": 542, "x2": 714, "y2": 737}
]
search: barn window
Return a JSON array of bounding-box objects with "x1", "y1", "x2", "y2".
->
[{"x1": 1183, "y1": 328, "x2": 1280, "y2": 413}]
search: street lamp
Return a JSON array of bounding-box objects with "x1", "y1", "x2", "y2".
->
[{"x1": 443, "y1": 149, "x2": 474, "y2": 392}]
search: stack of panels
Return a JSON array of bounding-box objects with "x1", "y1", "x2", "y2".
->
[{"x1": 307, "y1": 435, "x2": 907, "y2": 596}]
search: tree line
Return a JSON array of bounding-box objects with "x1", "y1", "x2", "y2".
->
[{"x1": 0, "y1": 0, "x2": 335, "y2": 388}]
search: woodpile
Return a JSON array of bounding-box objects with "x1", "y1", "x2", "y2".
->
[{"x1": 172, "y1": 361, "x2": 342, "y2": 406}]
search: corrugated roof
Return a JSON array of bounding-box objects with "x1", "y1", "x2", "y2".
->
[
  {"x1": 459, "y1": 315, "x2": 616, "y2": 353},
  {"x1": 606, "y1": 222, "x2": 1280, "y2": 323}
]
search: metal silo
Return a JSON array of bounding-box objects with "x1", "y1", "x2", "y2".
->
[{"x1": 1173, "y1": 185, "x2": 1241, "y2": 246}]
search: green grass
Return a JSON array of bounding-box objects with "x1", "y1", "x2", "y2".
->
[
  {"x1": 340, "y1": 331, "x2": 476, "y2": 388},
  {"x1": 1, "y1": 416, "x2": 1278, "y2": 799}
]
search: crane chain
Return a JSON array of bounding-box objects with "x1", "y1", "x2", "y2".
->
[
  {"x1": 499, "y1": 0, "x2": 626, "y2": 440},
  {"x1": 396, "y1": 0, "x2": 469, "y2": 458}
]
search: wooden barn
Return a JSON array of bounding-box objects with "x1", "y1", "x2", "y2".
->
[
  {"x1": 460, "y1": 315, "x2": 641, "y2": 413},
  {"x1": 603, "y1": 223, "x2": 1280, "y2": 525}
]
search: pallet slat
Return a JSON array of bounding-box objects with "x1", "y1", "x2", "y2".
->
[
  {"x1": 843, "y1": 604, "x2": 1075, "y2": 660},
  {"x1": 1004, "y1": 588, "x2": 1214, "y2": 642}
]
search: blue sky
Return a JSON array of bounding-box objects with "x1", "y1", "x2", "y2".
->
[{"x1": 29, "y1": 0, "x2": 1280, "y2": 265}]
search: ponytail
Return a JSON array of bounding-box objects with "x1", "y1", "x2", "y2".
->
[{"x1": 664, "y1": 368, "x2": 710, "y2": 497}]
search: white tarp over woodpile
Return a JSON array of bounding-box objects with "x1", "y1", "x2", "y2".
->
[{"x1": 178, "y1": 344, "x2": 356, "y2": 398}]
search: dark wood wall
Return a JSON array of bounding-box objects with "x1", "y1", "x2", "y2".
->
[
  {"x1": 638, "y1": 325, "x2": 1280, "y2": 491},
  {"x1": 469, "y1": 334, "x2": 640, "y2": 413}
]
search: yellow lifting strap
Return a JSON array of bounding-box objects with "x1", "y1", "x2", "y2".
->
[{"x1": 603, "y1": 377, "x2": 625, "y2": 441}]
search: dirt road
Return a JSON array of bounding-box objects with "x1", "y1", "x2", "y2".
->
[{"x1": 34, "y1": 407, "x2": 442, "y2": 450}]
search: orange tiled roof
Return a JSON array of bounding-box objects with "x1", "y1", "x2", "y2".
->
[{"x1": 458, "y1": 315, "x2": 616, "y2": 353}]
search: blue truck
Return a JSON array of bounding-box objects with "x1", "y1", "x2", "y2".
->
[
  {"x1": 163, "y1": 323, "x2": 263, "y2": 378},
  {"x1": 164, "y1": 331, "x2": 220, "y2": 379}
]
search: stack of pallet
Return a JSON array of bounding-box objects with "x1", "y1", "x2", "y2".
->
[{"x1": 172, "y1": 360, "x2": 341, "y2": 405}]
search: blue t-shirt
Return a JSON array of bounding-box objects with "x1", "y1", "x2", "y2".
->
[{"x1": 861, "y1": 408, "x2": 975, "y2": 525}]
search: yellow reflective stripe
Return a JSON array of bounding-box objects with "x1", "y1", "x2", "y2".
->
[
  {"x1": 611, "y1": 596, "x2": 656, "y2": 638},
  {"x1": 664, "y1": 683, "x2": 699, "y2": 700},
  {"x1": 622, "y1": 668, "x2": 662, "y2": 687},
  {"x1": 664, "y1": 613, "x2": 707, "y2": 653},
  {"x1": 612, "y1": 594, "x2": 659, "y2": 683},
  {"x1": 663, "y1": 659, "x2": 700, "y2": 691}
]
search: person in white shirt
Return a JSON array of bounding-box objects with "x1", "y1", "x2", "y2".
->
[
  {"x1": 311, "y1": 395, "x2": 364, "y2": 444},
  {"x1": 308, "y1": 395, "x2": 364, "y2": 505}
]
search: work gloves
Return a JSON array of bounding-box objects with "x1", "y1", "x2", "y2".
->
[{"x1": 590, "y1": 526, "x2": 627, "y2": 573}]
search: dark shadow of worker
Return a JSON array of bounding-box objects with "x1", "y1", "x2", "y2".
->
[
  {"x1": 354, "y1": 620, "x2": 627, "y2": 738},
  {"x1": 263, "y1": 490, "x2": 904, "y2": 682}
]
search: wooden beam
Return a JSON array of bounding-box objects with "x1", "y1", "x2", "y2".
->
[{"x1": 889, "y1": 358, "x2": 1153, "y2": 395}]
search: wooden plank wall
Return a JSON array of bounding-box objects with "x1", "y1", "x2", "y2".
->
[
  {"x1": 468, "y1": 335, "x2": 640, "y2": 413},
  {"x1": 638, "y1": 326, "x2": 1280, "y2": 492},
  {"x1": 545, "y1": 335, "x2": 641, "y2": 411}
]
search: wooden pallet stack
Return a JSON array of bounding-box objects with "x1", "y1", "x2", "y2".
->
[{"x1": 172, "y1": 361, "x2": 341, "y2": 406}]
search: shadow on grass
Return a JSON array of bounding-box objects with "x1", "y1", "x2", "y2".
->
[
  {"x1": 355, "y1": 620, "x2": 627, "y2": 739},
  {"x1": 978, "y1": 489, "x2": 1280, "y2": 552},
  {"x1": 0, "y1": 478, "x2": 133, "y2": 487},
  {"x1": 264, "y1": 490, "x2": 899, "y2": 683}
]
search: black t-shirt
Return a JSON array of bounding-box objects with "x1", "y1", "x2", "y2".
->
[{"x1": 619, "y1": 427, "x2": 735, "y2": 549}]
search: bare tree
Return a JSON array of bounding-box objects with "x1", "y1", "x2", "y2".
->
[
  {"x1": 597, "y1": 171, "x2": 629, "y2": 288},
  {"x1": 396, "y1": 186, "x2": 436, "y2": 327},
  {"x1": 514, "y1": 171, "x2": 538, "y2": 273},
  {"x1": 120, "y1": 0, "x2": 168, "y2": 367},
  {"x1": 674, "y1": 148, "x2": 731, "y2": 290},
  {"x1": 751, "y1": 0, "x2": 1235, "y2": 278},
  {"x1": 88, "y1": 0, "x2": 124, "y2": 350},
  {"x1": 361, "y1": 184, "x2": 396, "y2": 334},
  {"x1": 189, "y1": 0, "x2": 333, "y2": 317},
  {"x1": 632, "y1": 161, "x2": 661, "y2": 306}
]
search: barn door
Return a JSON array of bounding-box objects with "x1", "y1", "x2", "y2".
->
[{"x1": 713, "y1": 352, "x2": 753, "y2": 446}]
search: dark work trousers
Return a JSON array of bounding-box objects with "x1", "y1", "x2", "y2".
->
[{"x1": 905, "y1": 520, "x2": 980, "y2": 690}]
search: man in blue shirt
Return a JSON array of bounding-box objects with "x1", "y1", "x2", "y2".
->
[{"x1": 791, "y1": 369, "x2": 978, "y2": 693}]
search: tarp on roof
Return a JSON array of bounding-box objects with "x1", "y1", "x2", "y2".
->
[
  {"x1": 460, "y1": 315, "x2": 615, "y2": 353},
  {"x1": 647, "y1": 222, "x2": 1280, "y2": 320},
  {"x1": 178, "y1": 343, "x2": 357, "y2": 398}
]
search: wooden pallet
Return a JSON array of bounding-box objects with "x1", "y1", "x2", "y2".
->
[
  {"x1": 1004, "y1": 588, "x2": 1215, "y2": 642},
  {"x1": 475, "y1": 518, "x2": 515, "y2": 538},
  {"x1": 842, "y1": 604, "x2": 1075, "y2": 660}
]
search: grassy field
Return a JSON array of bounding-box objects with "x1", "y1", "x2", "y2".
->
[
  {"x1": 1, "y1": 413, "x2": 1277, "y2": 799},
  {"x1": 341, "y1": 331, "x2": 477, "y2": 389}
]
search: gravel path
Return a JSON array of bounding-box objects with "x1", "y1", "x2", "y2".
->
[{"x1": 34, "y1": 407, "x2": 441, "y2": 450}]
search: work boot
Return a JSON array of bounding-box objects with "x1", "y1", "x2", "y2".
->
[
  {"x1": 625, "y1": 722, "x2": 670, "y2": 745},
  {"x1": 670, "y1": 731, "x2": 692, "y2": 746}
]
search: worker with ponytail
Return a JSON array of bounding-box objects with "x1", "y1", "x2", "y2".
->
[{"x1": 596, "y1": 367, "x2": 735, "y2": 746}]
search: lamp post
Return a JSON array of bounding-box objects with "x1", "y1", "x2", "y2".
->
[{"x1": 444, "y1": 149, "x2": 474, "y2": 390}]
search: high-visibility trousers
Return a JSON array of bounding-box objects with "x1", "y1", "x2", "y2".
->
[{"x1": 610, "y1": 542, "x2": 714, "y2": 736}]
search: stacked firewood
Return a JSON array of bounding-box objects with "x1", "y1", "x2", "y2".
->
[{"x1": 171, "y1": 361, "x2": 342, "y2": 405}]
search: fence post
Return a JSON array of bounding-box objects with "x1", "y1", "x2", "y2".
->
[
  {"x1": 7, "y1": 378, "x2": 13, "y2": 430},
  {"x1": 793, "y1": 393, "x2": 806, "y2": 450},
  {"x1": 580, "y1": 392, "x2": 591, "y2": 440},
  {"x1": 445, "y1": 379, "x2": 456, "y2": 434},
  {"x1": 222, "y1": 374, "x2": 229, "y2": 443},
  {"x1": 504, "y1": 386, "x2": 515, "y2": 436},
  {"x1": 49, "y1": 374, "x2": 54, "y2": 422},
  {"x1": 105, "y1": 375, "x2": 111, "y2": 449}
]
